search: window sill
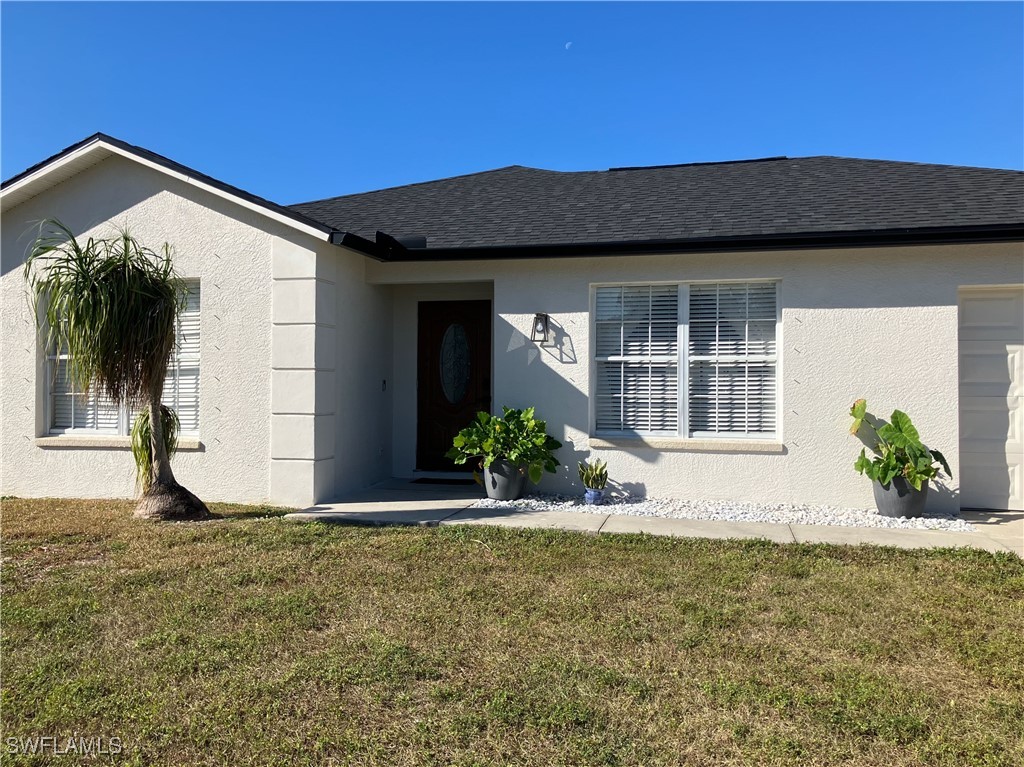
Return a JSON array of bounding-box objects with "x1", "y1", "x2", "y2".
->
[
  {"x1": 36, "y1": 436, "x2": 203, "y2": 451},
  {"x1": 588, "y1": 436, "x2": 785, "y2": 454}
]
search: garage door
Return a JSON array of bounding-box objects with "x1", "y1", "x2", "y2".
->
[{"x1": 959, "y1": 287, "x2": 1024, "y2": 511}]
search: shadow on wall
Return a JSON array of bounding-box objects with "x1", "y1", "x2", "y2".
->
[
  {"x1": 493, "y1": 315, "x2": 600, "y2": 494},
  {"x1": 607, "y1": 479, "x2": 647, "y2": 501},
  {"x1": 928, "y1": 482, "x2": 959, "y2": 513},
  {"x1": 540, "y1": 315, "x2": 577, "y2": 364}
]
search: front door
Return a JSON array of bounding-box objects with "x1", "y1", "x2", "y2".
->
[{"x1": 417, "y1": 300, "x2": 492, "y2": 471}]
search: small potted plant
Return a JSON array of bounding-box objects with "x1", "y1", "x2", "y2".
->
[
  {"x1": 446, "y1": 406, "x2": 562, "y2": 501},
  {"x1": 578, "y1": 459, "x2": 609, "y2": 505},
  {"x1": 849, "y1": 399, "x2": 951, "y2": 518}
]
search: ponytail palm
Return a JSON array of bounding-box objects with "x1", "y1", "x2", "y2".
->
[{"x1": 25, "y1": 220, "x2": 211, "y2": 520}]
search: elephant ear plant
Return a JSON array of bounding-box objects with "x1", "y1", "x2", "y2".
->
[
  {"x1": 850, "y1": 398, "x2": 951, "y2": 492},
  {"x1": 446, "y1": 407, "x2": 562, "y2": 484},
  {"x1": 25, "y1": 219, "x2": 211, "y2": 521}
]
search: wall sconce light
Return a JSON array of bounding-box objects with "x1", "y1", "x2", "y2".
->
[{"x1": 531, "y1": 313, "x2": 550, "y2": 344}]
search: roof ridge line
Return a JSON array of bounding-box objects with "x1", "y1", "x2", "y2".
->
[
  {"x1": 796, "y1": 155, "x2": 1024, "y2": 172},
  {"x1": 609, "y1": 156, "x2": 789, "y2": 171}
]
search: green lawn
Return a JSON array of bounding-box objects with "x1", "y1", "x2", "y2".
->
[{"x1": 2, "y1": 498, "x2": 1022, "y2": 766}]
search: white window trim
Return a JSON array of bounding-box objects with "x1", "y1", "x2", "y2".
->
[
  {"x1": 590, "y1": 279, "x2": 782, "y2": 443},
  {"x1": 45, "y1": 281, "x2": 201, "y2": 438}
]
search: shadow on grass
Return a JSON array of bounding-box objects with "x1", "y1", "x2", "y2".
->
[{"x1": 207, "y1": 503, "x2": 295, "y2": 520}]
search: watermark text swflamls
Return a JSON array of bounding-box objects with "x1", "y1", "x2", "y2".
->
[{"x1": 5, "y1": 735, "x2": 123, "y2": 756}]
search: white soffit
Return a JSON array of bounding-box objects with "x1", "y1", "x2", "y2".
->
[{"x1": 1, "y1": 142, "x2": 114, "y2": 212}]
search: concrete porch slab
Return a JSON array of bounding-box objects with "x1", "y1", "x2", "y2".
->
[
  {"x1": 371, "y1": 477, "x2": 481, "y2": 496},
  {"x1": 286, "y1": 498, "x2": 475, "y2": 527},
  {"x1": 441, "y1": 507, "x2": 609, "y2": 533},
  {"x1": 600, "y1": 514, "x2": 797, "y2": 543},
  {"x1": 285, "y1": 477, "x2": 480, "y2": 526},
  {"x1": 328, "y1": 485, "x2": 480, "y2": 504}
]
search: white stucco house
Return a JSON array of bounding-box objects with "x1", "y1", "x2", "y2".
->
[{"x1": 1, "y1": 134, "x2": 1022, "y2": 512}]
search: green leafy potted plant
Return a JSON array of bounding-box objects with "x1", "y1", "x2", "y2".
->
[
  {"x1": 578, "y1": 459, "x2": 609, "y2": 505},
  {"x1": 849, "y1": 399, "x2": 951, "y2": 518},
  {"x1": 446, "y1": 407, "x2": 562, "y2": 501}
]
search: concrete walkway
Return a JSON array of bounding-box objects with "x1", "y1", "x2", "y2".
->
[{"x1": 286, "y1": 479, "x2": 1024, "y2": 557}]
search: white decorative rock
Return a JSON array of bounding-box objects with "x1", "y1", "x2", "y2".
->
[{"x1": 472, "y1": 494, "x2": 975, "y2": 532}]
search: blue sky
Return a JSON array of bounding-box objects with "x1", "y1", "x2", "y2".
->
[{"x1": 2, "y1": 2, "x2": 1022, "y2": 204}]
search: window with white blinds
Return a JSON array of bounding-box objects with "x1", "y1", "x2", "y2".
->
[
  {"x1": 49, "y1": 283, "x2": 201, "y2": 435},
  {"x1": 50, "y1": 357, "x2": 121, "y2": 432},
  {"x1": 593, "y1": 281, "x2": 778, "y2": 438},
  {"x1": 161, "y1": 288, "x2": 201, "y2": 433},
  {"x1": 688, "y1": 282, "x2": 777, "y2": 437},
  {"x1": 595, "y1": 285, "x2": 679, "y2": 433}
]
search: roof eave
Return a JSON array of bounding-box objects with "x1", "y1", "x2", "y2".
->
[{"x1": 334, "y1": 223, "x2": 1024, "y2": 263}]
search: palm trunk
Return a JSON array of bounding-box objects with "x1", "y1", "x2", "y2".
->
[
  {"x1": 134, "y1": 384, "x2": 211, "y2": 521},
  {"x1": 147, "y1": 385, "x2": 175, "y2": 487}
]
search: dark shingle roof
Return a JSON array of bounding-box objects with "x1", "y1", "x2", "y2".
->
[{"x1": 290, "y1": 157, "x2": 1024, "y2": 250}]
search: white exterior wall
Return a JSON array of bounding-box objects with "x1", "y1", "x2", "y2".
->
[
  {"x1": 367, "y1": 242, "x2": 1024, "y2": 512},
  {"x1": 320, "y1": 241, "x2": 394, "y2": 501},
  {"x1": 3, "y1": 151, "x2": 1020, "y2": 514},
  {"x1": 1, "y1": 155, "x2": 334, "y2": 506}
]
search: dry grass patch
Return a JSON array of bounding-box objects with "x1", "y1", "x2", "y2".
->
[{"x1": 1, "y1": 497, "x2": 1022, "y2": 766}]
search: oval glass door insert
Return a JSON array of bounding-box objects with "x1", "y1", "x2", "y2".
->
[{"x1": 440, "y1": 323, "x2": 471, "y2": 404}]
